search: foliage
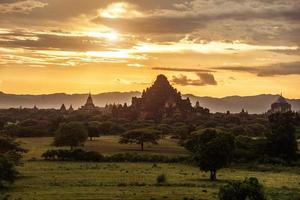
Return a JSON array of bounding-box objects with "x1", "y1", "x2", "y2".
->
[
  {"x1": 233, "y1": 135, "x2": 268, "y2": 162},
  {"x1": 53, "y1": 122, "x2": 88, "y2": 149},
  {"x1": 0, "y1": 156, "x2": 18, "y2": 189},
  {"x1": 0, "y1": 136, "x2": 25, "y2": 189},
  {"x1": 185, "y1": 129, "x2": 235, "y2": 181},
  {"x1": 42, "y1": 149, "x2": 104, "y2": 162},
  {"x1": 86, "y1": 121, "x2": 101, "y2": 140},
  {"x1": 42, "y1": 149, "x2": 188, "y2": 163},
  {"x1": 266, "y1": 112, "x2": 298, "y2": 160},
  {"x1": 219, "y1": 177, "x2": 266, "y2": 200},
  {"x1": 119, "y1": 128, "x2": 161, "y2": 151}
]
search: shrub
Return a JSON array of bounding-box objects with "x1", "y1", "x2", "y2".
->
[
  {"x1": 0, "y1": 156, "x2": 18, "y2": 189},
  {"x1": 156, "y1": 174, "x2": 167, "y2": 184},
  {"x1": 41, "y1": 149, "x2": 104, "y2": 162},
  {"x1": 219, "y1": 177, "x2": 266, "y2": 200},
  {"x1": 41, "y1": 150, "x2": 188, "y2": 163}
]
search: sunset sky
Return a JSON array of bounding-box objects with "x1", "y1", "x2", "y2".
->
[{"x1": 0, "y1": 0, "x2": 300, "y2": 98}]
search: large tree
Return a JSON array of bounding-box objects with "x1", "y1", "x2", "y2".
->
[
  {"x1": 86, "y1": 121, "x2": 101, "y2": 141},
  {"x1": 0, "y1": 136, "x2": 26, "y2": 188},
  {"x1": 54, "y1": 122, "x2": 88, "y2": 150},
  {"x1": 119, "y1": 128, "x2": 161, "y2": 151},
  {"x1": 266, "y1": 112, "x2": 298, "y2": 159},
  {"x1": 185, "y1": 129, "x2": 235, "y2": 181}
]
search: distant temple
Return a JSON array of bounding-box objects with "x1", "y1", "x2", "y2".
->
[
  {"x1": 59, "y1": 104, "x2": 67, "y2": 112},
  {"x1": 79, "y1": 93, "x2": 99, "y2": 112},
  {"x1": 268, "y1": 94, "x2": 292, "y2": 113},
  {"x1": 105, "y1": 74, "x2": 209, "y2": 120}
]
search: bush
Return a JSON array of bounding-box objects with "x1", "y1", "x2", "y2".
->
[
  {"x1": 41, "y1": 150, "x2": 188, "y2": 163},
  {"x1": 156, "y1": 174, "x2": 167, "y2": 184},
  {"x1": 42, "y1": 149, "x2": 104, "y2": 162},
  {"x1": 219, "y1": 177, "x2": 266, "y2": 200},
  {"x1": 0, "y1": 156, "x2": 18, "y2": 189}
]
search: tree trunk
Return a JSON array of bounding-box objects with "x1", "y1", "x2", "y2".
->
[
  {"x1": 210, "y1": 170, "x2": 217, "y2": 181},
  {"x1": 141, "y1": 142, "x2": 144, "y2": 151}
]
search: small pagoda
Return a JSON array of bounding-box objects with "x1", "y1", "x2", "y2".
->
[{"x1": 79, "y1": 93, "x2": 99, "y2": 112}]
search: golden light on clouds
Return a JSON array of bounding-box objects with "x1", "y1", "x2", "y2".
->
[
  {"x1": 99, "y1": 2, "x2": 143, "y2": 19},
  {"x1": 0, "y1": 0, "x2": 300, "y2": 98},
  {"x1": 87, "y1": 31, "x2": 120, "y2": 41}
]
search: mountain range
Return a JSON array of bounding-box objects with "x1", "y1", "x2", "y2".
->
[{"x1": 0, "y1": 91, "x2": 299, "y2": 114}]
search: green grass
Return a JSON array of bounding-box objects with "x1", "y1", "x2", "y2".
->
[
  {"x1": 18, "y1": 136, "x2": 188, "y2": 160},
  {"x1": 2, "y1": 162, "x2": 300, "y2": 200},
  {"x1": 8, "y1": 136, "x2": 300, "y2": 200}
]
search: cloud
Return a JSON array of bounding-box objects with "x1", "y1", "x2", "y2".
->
[
  {"x1": 214, "y1": 61, "x2": 300, "y2": 77},
  {"x1": 152, "y1": 67, "x2": 215, "y2": 73},
  {"x1": 0, "y1": 0, "x2": 47, "y2": 14},
  {"x1": 0, "y1": 29, "x2": 135, "y2": 51},
  {"x1": 171, "y1": 73, "x2": 217, "y2": 86}
]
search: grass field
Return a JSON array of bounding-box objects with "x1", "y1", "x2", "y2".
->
[
  {"x1": 4, "y1": 136, "x2": 299, "y2": 200},
  {"x1": 2, "y1": 161, "x2": 300, "y2": 200},
  {"x1": 18, "y1": 136, "x2": 188, "y2": 160}
]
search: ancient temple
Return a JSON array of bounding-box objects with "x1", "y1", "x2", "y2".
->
[
  {"x1": 79, "y1": 93, "x2": 99, "y2": 112},
  {"x1": 268, "y1": 94, "x2": 292, "y2": 113},
  {"x1": 129, "y1": 74, "x2": 208, "y2": 120},
  {"x1": 68, "y1": 105, "x2": 74, "y2": 112},
  {"x1": 59, "y1": 104, "x2": 67, "y2": 112}
]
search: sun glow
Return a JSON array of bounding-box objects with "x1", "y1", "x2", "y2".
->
[
  {"x1": 99, "y1": 2, "x2": 142, "y2": 19},
  {"x1": 87, "y1": 31, "x2": 119, "y2": 41}
]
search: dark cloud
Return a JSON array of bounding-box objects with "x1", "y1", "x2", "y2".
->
[
  {"x1": 152, "y1": 67, "x2": 215, "y2": 73},
  {"x1": 92, "y1": 16, "x2": 206, "y2": 34},
  {"x1": 171, "y1": 73, "x2": 217, "y2": 86},
  {"x1": 92, "y1": 6, "x2": 300, "y2": 34},
  {"x1": 0, "y1": 0, "x2": 47, "y2": 14},
  {"x1": 0, "y1": 30, "x2": 134, "y2": 51},
  {"x1": 214, "y1": 62, "x2": 300, "y2": 77}
]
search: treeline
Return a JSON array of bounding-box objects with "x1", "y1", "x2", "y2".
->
[
  {"x1": 2, "y1": 108, "x2": 299, "y2": 139},
  {"x1": 41, "y1": 149, "x2": 188, "y2": 163}
]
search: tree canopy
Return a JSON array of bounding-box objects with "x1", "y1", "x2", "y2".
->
[
  {"x1": 185, "y1": 129, "x2": 235, "y2": 181},
  {"x1": 119, "y1": 128, "x2": 161, "y2": 151},
  {"x1": 266, "y1": 112, "x2": 298, "y2": 160},
  {"x1": 53, "y1": 122, "x2": 88, "y2": 149}
]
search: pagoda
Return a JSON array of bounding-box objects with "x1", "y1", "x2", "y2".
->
[{"x1": 79, "y1": 93, "x2": 98, "y2": 112}]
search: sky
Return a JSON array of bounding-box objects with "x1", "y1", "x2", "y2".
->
[{"x1": 0, "y1": 0, "x2": 300, "y2": 98}]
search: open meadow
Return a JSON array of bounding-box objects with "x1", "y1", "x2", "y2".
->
[
  {"x1": 1, "y1": 136, "x2": 299, "y2": 200},
  {"x1": 2, "y1": 161, "x2": 300, "y2": 200},
  {"x1": 17, "y1": 136, "x2": 188, "y2": 160}
]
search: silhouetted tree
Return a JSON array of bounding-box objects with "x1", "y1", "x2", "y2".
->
[
  {"x1": 266, "y1": 112, "x2": 298, "y2": 160},
  {"x1": 185, "y1": 129, "x2": 235, "y2": 181},
  {"x1": 119, "y1": 128, "x2": 161, "y2": 151},
  {"x1": 0, "y1": 136, "x2": 26, "y2": 188},
  {"x1": 54, "y1": 122, "x2": 88, "y2": 150},
  {"x1": 86, "y1": 121, "x2": 101, "y2": 140}
]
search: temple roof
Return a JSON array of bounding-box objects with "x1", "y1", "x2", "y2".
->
[
  {"x1": 85, "y1": 93, "x2": 94, "y2": 106},
  {"x1": 274, "y1": 95, "x2": 289, "y2": 104}
]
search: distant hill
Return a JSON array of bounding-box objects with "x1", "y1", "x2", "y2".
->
[
  {"x1": 0, "y1": 91, "x2": 299, "y2": 113},
  {"x1": 184, "y1": 94, "x2": 300, "y2": 114},
  {"x1": 0, "y1": 91, "x2": 140, "y2": 110}
]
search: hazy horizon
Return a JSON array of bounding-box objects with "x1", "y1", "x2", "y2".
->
[{"x1": 0, "y1": 88, "x2": 294, "y2": 99}]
